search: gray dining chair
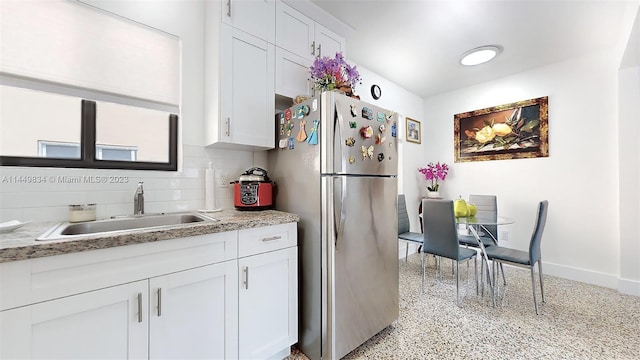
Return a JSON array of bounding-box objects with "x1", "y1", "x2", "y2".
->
[
  {"x1": 458, "y1": 194, "x2": 506, "y2": 290},
  {"x1": 398, "y1": 194, "x2": 423, "y2": 262},
  {"x1": 421, "y1": 199, "x2": 477, "y2": 306},
  {"x1": 458, "y1": 194, "x2": 498, "y2": 247},
  {"x1": 485, "y1": 200, "x2": 549, "y2": 314}
]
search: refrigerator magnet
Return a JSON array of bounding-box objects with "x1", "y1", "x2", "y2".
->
[
  {"x1": 297, "y1": 106, "x2": 305, "y2": 119},
  {"x1": 386, "y1": 113, "x2": 395, "y2": 123},
  {"x1": 350, "y1": 104, "x2": 357, "y2": 117},
  {"x1": 377, "y1": 112, "x2": 385, "y2": 122},
  {"x1": 288, "y1": 137, "x2": 295, "y2": 150},
  {"x1": 361, "y1": 145, "x2": 374, "y2": 160},
  {"x1": 360, "y1": 125, "x2": 373, "y2": 138},
  {"x1": 285, "y1": 108, "x2": 292, "y2": 121},
  {"x1": 348, "y1": 156, "x2": 356, "y2": 164},
  {"x1": 377, "y1": 153, "x2": 385, "y2": 162},
  {"x1": 345, "y1": 137, "x2": 356, "y2": 147},
  {"x1": 349, "y1": 121, "x2": 357, "y2": 128},
  {"x1": 362, "y1": 107, "x2": 373, "y2": 120},
  {"x1": 296, "y1": 120, "x2": 307, "y2": 142},
  {"x1": 379, "y1": 124, "x2": 386, "y2": 132},
  {"x1": 279, "y1": 138, "x2": 288, "y2": 149},
  {"x1": 307, "y1": 120, "x2": 319, "y2": 145},
  {"x1": 376, "y1": 133, "x2": 386, "y2": 145},
  {"x1": 391, "y1": 124, "x2": 397, "y2": 137},
  {"x1": 312, "y1": 99, "x2": 318, "y2": 111}
]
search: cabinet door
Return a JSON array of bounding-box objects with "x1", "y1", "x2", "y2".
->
[
  {"x1": 238, "y1": 247, "x2": 298, "y2": 359},
  {"x1": 276, "y1": 2, "x2": 315, "y2": 60},
  {"x1": 315, "y1": 23, "x2": 346, "y2": 59},
  {"x1": 149, "y1": 261, "x2": 238, "y2": 360},
  {"x1": 222, "y1": 0, "x2": 275, "y2": 43},
  {"x1": 0, "y1": 281, "x2": 148, "y2": 359},
  {"x1": 221, "y1": 25, "x2": 275, "y2": 149},
  {"x1": 275, "y1": 47, "x2": 312, "y2": 98}
]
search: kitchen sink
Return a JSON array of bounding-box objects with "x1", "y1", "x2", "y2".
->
[{"x1": 37, "y1": 212, "x2": 218, "y2": 241}]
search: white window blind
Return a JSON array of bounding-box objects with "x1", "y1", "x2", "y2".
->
[{"x1": 0, "y1": 0, "x2": 180, "y2": 107}]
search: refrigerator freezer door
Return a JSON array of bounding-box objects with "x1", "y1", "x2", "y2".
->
[
  {"x1": 330, "y1": 93, "x2": 398, "y2": 176},
  {"x1": 326, "y1": 175, "x2": 399, "y2": 359}
]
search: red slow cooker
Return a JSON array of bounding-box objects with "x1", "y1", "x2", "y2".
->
[{"x1": 232, "y1": 167, "x2": 275, "y2": 210}]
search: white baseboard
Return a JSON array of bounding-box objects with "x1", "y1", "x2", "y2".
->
[
  {"x1": 540, "y1": 261, "x2": 618, "y2": 289},
  {"x1": 618, "y1": 277, "x2": 640, "y2": 296},
  {"x1": 538, "y1": 261, "x2": 640, "y2": 297}
]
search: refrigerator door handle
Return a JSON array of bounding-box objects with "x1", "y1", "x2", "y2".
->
[
  {"x1": 335, "y1": 109, "x2": 346, "y2": 174},
  {"x1": 334, "y1": 176, "x2": 347, "y2": 250}
]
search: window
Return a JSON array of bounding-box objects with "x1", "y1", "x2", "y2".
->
[
  {"x1": 0, "y1": 86, "x2": 178, "y2": 171},
  {"x1": 38, "y1": 141, "x2": 139, "y2": 161}
]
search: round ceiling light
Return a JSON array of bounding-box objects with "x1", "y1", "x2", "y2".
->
[{"x1": 460, "y1": 45, "x2": 502, "y2": 66}]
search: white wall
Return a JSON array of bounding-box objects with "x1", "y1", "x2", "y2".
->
[
  {"x1": 0, "y1": 0, "x2": 256, "y2": 222},
  {"x1": 617, "y1": 7, "x2": 640, "y2": 296},
  {"x1": 354, "y1": 64, "x2": 424, "y2": 234},
  {"x1": 423, "y1": 50, "x2": 622, "y2": 289}
]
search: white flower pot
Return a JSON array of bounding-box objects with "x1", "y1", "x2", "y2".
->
[{"x1": 426, "y1": 190, "x2": 440, "y2": 199}]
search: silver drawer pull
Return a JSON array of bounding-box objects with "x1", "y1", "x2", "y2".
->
[
  {"x1": 137, "y1": 292, "x2": 143, "y2": 323},
  {"x1": 261, "y1": 236, "x2": 282, "y2": 242}
]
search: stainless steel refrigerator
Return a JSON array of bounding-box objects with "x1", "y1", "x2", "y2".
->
[{"x1": 267, "y1": 92, "x2": 399, "y2": 360}]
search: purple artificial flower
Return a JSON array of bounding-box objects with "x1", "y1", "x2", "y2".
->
[{"x1": 309, "y1": 52, "x2": 361, "y2": 92}]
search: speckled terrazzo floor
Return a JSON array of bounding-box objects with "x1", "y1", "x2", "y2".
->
[{"x1": 287, "y1": 254, "x2": 640, "y2": 359}]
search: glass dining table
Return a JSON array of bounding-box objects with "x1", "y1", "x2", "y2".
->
[{"x1": 457, "y1": 215, "x2": 514, "y2": 306}]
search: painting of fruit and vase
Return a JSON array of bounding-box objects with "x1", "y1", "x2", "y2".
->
[{"x1": 454, "y1": 96, "x2": 549, "y2": 162}]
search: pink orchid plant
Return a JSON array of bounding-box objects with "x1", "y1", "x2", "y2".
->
[{"x1": 418, "y1": 162, "x2": 449, "y2": 191}]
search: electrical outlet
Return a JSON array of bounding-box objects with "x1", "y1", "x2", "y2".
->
[
  {"x1": 499, "y1": 230, "x2": 509, "y2": 242},
  {"x1": 216, "y1": 171, "x2": 230, "y2": 187}
]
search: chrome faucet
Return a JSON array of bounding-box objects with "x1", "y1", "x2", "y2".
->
[{"x1": 134, "y1": 182, "x2": 144, "y2": 215}]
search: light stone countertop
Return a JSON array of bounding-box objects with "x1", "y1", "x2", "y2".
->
[{"x1": 0, "y1": 209, "x2": 299, "y2": 263}]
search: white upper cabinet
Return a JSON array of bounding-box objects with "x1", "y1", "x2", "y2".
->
[
  {"x1": 276, "y1": 2, "x2": 316, "y2": 60},
  {"x1": 275, "y1": 1, "x2": 346, "y2": 98},
  {"x1": 275, "y1": 47, "x2": 313, "y2": 98},
  {"x1": 0, "y1": 0, "x2": 180, "y2": 107},
  {"x1": 204, "y1": 2, "x2": 276, "y2": 150},
  {"x1": 314, "y1": 23, "x2": 346, "y2": 60},
  {"x1": 221, "y1": 0, "x2": 276, "y2": 43}
]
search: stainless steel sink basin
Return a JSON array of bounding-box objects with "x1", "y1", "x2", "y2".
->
[{"x1": 37, "y1": 212, "x2": 218, "y2": 241}]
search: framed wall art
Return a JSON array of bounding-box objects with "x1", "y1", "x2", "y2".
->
[
  {"x1": 406, "y1": 117, "x2": 421, "y2": 144},
  {"x1": 454, "y1": 96, "x2": 548, "y2": 162}
]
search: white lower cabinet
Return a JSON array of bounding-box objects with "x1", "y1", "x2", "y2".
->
[
  {"x1": 0, "y1": 223, "x2": 298, "y2": 359},
  {"x1": 239, "y1": 247, "x2": 298, "y2": 359},
  {"x1": 149, "y1": 261, "x2": 238, "y2": 360},
  {"x1": 0, "y1": 281, "x2": 149, "y2": 359}
]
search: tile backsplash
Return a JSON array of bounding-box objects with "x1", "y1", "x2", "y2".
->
[{"x1": 0, "y1": 145, "x2": 257, "y2": 222}]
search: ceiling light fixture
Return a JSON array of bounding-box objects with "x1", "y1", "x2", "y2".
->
[{"x1": 460, "y1": 45, "x2": 502, "y2": 66}]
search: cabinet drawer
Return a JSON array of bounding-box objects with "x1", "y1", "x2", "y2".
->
[
  {"x1": 0, "y1": 231, "x2": 238, "y2": 311},
  {"x1": 238, "y1": 223, "x2": 297, "y2": 258}
]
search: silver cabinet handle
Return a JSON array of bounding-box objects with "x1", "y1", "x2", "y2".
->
[
  {"x1": 311, "y1": 41, "x2": 315, "y2": 56},
  {"x1": 317, "y1": 43, "x2": 322, "y2": 57},
  {"x1": 226, "y1": 0, "x2": 231, "y2": 17},
  {"x1": 137, "y1": 292, "x2": 142, "y2": 323},
  {"x1": 157, "y1": 288, "x2": 162, "y2": 317},
  {"x1": 225, "y1": 117, "x2": 231, "y2": 136},
  {"x1": 243, "y1": 266, "x2": 249, "y2": 289},
  {"x1": 261, "y1": 235, "x2": 282, "y2": 242}
]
